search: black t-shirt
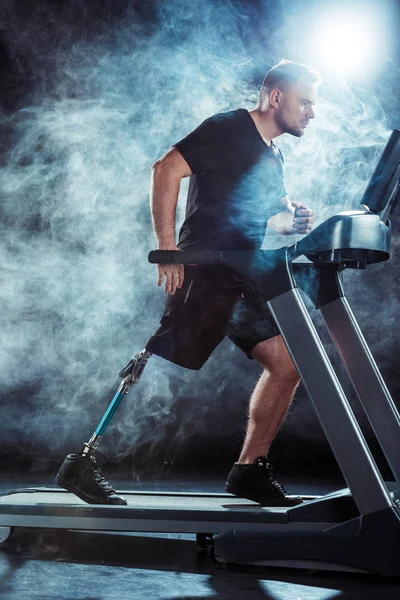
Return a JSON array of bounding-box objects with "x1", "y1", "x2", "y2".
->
[{"x1": 174, "y1": 108, "x2": 287, "y2": 253}]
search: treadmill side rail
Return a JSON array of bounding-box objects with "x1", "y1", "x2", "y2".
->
[
  {"x1": 320, "y1": 296, "x2": 400, "y2": 483},
  {"x1": 268, "y1": 288, "x2": 393, "y2": 516}
]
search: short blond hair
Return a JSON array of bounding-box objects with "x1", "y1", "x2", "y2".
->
[{"x1": 261, "y1": 59, "x2": 321, "y2": 94}]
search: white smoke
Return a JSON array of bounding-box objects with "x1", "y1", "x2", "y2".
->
[{"x1": 0, "y1": 0, "x2": 397, "y2": 467}]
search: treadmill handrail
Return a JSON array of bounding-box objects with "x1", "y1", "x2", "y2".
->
[{"x1": 148, "y1": 211, "x2": 391, "y2": 267}]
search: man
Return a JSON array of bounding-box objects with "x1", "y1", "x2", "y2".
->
[{"x1": 56, "y1": 59, "x2": 319, "y2": 506}]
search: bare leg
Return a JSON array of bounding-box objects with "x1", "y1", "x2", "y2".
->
[{"x1": 238, "y1": 335, "x2": 300, "y2": 464}]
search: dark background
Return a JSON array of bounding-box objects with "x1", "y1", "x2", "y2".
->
[{"x1": 0, "y1": 0, "x2": 399, "y2": 480}]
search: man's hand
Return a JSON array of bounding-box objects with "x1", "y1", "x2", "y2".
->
[
  {"x1": 156, "y1": 247, "x2": 184, "y2": 294},
  {"x1": 292, "y1": 201, "x2": 314, "y2": 234}
]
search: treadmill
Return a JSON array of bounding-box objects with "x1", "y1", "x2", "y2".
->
[{"x1": 1, "y1": 130, "x2": 399, "y2": 576}]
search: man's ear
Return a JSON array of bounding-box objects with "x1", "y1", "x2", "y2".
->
[{"x1": 269, "y1": 88, "x2": 283, "y2": 109}]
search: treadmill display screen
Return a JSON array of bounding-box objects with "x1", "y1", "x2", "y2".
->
[{"x1": 361, "y1": 129, "x2": 400, "y2": 222}]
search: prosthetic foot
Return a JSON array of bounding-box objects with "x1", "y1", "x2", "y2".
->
[{"x1": 225, "y1": 456, "x2": 303, "y2": 506}]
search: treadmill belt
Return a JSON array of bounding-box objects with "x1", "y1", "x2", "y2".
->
[
  {"x1": 1, "y1": 489, "x2": 286, "y2": 509},
  {"x1": 0, "y1": 488, "x2": 293, "y2": 534}
]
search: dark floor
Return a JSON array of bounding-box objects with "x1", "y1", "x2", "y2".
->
[{"x1": 0, "y1": 471, "x2": 399, "y2": 600}]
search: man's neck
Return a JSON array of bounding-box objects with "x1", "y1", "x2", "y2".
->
[{"x1": 248, "y1": 108, "x2": 282, "y2": 147}]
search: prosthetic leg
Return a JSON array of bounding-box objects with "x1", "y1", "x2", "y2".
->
[
  {"x1": 55, "y1": 350, "x2": 152, "y2": 504},
  {"x1": 80, "y1": 350, "x2": 152, "y2": 456}
]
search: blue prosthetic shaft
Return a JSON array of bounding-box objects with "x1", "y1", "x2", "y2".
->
[{"x1": 80, "y1": 349, "x2": 152, "y2": 456}]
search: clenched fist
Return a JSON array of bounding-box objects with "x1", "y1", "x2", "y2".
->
[{"x1": 292, "y1": 201, "x2": 314, "y2": 234}]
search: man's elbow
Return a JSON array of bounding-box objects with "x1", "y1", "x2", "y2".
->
[
  {"x1": 152, "y1": 158, "x2": 164, "y2": 172},
  {"x1": 151, "y1": 158, "x2": 173, "y2": 187},
  {"x1": 151, "y1": 148, "x2": 192, "y2": 179}
]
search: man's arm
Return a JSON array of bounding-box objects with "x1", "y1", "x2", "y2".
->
[
  {"x1": 267, "y1": 195, "x2": 314, "y2": 235},
  {"x1": 150, "y1": 148, "x2": 192, "y2": 294}
]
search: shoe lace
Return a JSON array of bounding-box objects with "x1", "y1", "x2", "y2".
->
[
  {"x1": 85, "y1": 456, "x2": 115, "y2": 493},
  {"x1": 255, "y1": 456, "x2": 289, "y2": 495}
]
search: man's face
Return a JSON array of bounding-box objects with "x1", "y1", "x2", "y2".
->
[{"x1": 274, "y1": 81, "x2": 317, "y2": 137}]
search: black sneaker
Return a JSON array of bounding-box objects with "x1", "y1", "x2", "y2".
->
[
  {"x1": 55, "y1": 453, "x2": 127, "y2": 505},
  {"x1": 225, "y1": 456, "x2": 303, "y2": 506}
]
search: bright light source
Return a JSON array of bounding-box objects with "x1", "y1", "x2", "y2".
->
[
  {"x1": 307, "y1": 8, "x2": 385, "y2": 78},
  {"x1": 315, "y1": 21, "x2": 370, "y2": 71}
]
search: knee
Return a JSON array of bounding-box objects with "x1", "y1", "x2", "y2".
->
[
  {"x1": 259, "y1": 348, "x2": 300, "y2": 385},
  {"x1": 264, "y1": 361, "x2": 300, "y2": 387},
  {"x1": 252, "y1": 337, "x2": 300, "y2": 385},
  {"x1": 258, "y1": 353, "x2": 299, "y2": 383}
]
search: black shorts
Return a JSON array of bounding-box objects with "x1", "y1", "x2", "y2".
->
[{"x1": 146, "y1": 265, "x2": 280, "y2": 370}]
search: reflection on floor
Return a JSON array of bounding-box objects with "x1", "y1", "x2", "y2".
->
[{"x1": 0, "y1": 472, "x2": 399, "y2": 599}]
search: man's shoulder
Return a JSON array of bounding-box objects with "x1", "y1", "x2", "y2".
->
[
  {"x1": 203, "y1": 109, "x2": 254, "y2": 154},
  {"x1": 206, "y1": 108, "x2": 248, "y2": 127}
]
